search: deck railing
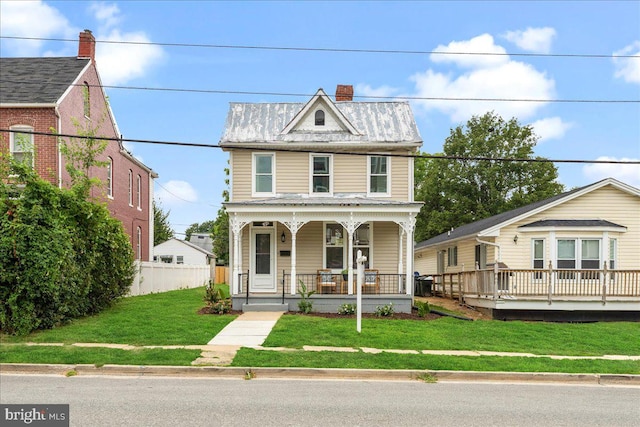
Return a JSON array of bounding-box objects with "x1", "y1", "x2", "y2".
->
[{"x1": 432, "y1": 267, "x2": 640, "y2": 301}]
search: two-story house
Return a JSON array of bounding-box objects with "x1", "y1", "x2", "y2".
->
[
  {"x1": 0, "y1": 30, "x2": 157, "y2": 261},
  {"x1": 220, "y1": 86, "x2": 423, "y2": 312}
]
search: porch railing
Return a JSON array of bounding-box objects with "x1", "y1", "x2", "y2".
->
[
  {"x1": 286, "y1": 273, "x2": 407, "y2": 295},
  {"x1": 431, "y1": 267, "x2": 640, "y2": 302}
]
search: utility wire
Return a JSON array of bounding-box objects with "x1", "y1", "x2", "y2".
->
[
  {"x1": 0, "y1": 79, "x2": 637, "y2": 104},
  {"x1": 2, "y1": 35, "x2": 639, "y2": 59},
  {"x1": 3, "y1": 128, "x2": 639, "y2": 165}
]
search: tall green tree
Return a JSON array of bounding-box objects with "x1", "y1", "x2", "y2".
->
[
  {"x1": 211, "y1": 164, "x2": 230, "y2": 265},
  {"x1": 415, "y1": 112, "x2": 564, "y2": 242},
  {"x1": 153, "y1": 201, "x2": 174, "y2": 246}
]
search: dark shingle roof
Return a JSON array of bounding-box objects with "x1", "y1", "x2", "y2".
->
[
  {"x1": 0, "y1": 57, "x2": 90, "y2": 104},
  {"x1": 519, "y1": 219, "x2": 625, "y2": 229}
]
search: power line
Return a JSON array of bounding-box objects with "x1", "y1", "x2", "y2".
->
[
  {"x1": 3, "y1": 128, "x2": 639, "y2": 165},
  {"x1": 1, "y1": 78, "x2": 637, "y2": 104},
  {"x1": 2, "y1": 35, "x2": 639, "y2": 59}
]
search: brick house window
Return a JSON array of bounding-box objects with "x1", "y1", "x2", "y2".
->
[
  {"x1": 136, "y1": 174, "x2": 141, "y2": 209},
  {"x1": 106, "y1": 157, "x2": 113, "y2": 198},
  {"x1": 128, "y1": 170, "x2": 133, "y2": 206},
  {"x1": 9, "y1": 125, "x2": 34, "y2": 167},
  {"x1": 136, "y1": 226, "x2": 142, "y2": 260},
  {"x1": 83, "y1": 81, "x2": 91, "y2": 118}
]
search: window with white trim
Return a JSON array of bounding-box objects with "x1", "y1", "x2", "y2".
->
[
  {"x1": 136, "y1": 174, "x2": 141, "y2": 209},
  {"x1": 581, "y1": 239, "x2": 600, "y2": 269},
  {"x1": 447, "y1": 246, "x2": 458, "y2": 267},
  {"x1": 311, "y1": 154, "x2": 331, "y2": 194},
  {"x1": 136, "y1": 226, "x2": 142, "y2": 260},
  {"x1": 532, "y1": 239, "x2": 545, "y2": 279},
  {"x1": 369, "y1": 156, "x2": 389, "y2": 195},
  {"x1": 106, "y1": 157, "x2": 113, "y2": 198},
  {"x1": 557, "y1": 239, "x2": 576, "y2": 269},
  {"x1": 177, "y1": 255, "x2": 184, "y2": 264},
  {"x1": 324, "y1": 223, "x2": 345, "y2": 270},
  {"x1": 10, "y1": 126, "x2": 34, "y2": 167},
  {"x1": 128, "y1": 170, "x2": 133, "y2": 206},
  {"x1": 315, "y1": 110, "x2": 325, "y2": 126},
  {"x1": 253, "y1": 153, "x2": 274, "y2": 195},
  {"x1": 609, "y1": 239, "x2": 617, "y2": 269}
]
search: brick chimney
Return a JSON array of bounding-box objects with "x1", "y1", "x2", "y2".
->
[
  {"x1": 78, "y1": 29, "x2": 95, "y2": 62},
  {"x1": 335, "y1": 84, "x2": 353, "y2": 101}
]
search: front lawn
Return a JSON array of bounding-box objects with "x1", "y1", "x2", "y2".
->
[
  {"x1": 1, "y1": 287, "x2": 236, "y2": 346},
  {"x1": 263, "y1": 315, "x2": 640, "y2": 356}
]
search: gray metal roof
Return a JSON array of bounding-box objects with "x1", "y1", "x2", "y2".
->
[
  {"x1": 519, "y1": 219, "x2": 625, "y2": 229},
  {"x1": 0, "y1": 57, "x2": 90, "y2": 104},
  {"x1": 220, "y1": 101, "x2": 422, "y2": 144}
]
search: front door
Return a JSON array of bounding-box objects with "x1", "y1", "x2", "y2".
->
[{"x1": 251, "y1": 229, "x2": 276, "y2": 292}]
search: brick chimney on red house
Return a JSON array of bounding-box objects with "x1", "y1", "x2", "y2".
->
[
  {"x1": 335, "y1": 84, "x2": 353, "y2": 101},
  {"x1": 78, "y1": 29, "x2": 96, "y2": 62}
]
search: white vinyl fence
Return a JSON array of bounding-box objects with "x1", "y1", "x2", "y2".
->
[{"x1": 129, "y1": 261, "x2": 212, "y2": 296}]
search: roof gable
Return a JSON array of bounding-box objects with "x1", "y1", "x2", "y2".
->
[
  {"x1": 415, "y1": 178, "x2": 639, "y2": 250},
  {"x1": 281, "y1": 88, "x2": 360, "y2": 135},
  {"x1": 0, "y1": 57, "x2": 90, "y2": 104}
]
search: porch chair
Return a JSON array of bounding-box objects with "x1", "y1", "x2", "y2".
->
[
  {"x1": 363, "y1": 269, "x2": 380, "y2": 294},
  {"x1": 317, "y1": 269, "x2": 337, "y2": 294}
]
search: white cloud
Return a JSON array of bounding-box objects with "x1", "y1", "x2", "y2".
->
[
  {"x1": 0, "y1": 1, "x2": 77, "y2": 56},
  {"x1": 431, "y1": 34, "x2": 508, "y2": 69},
  {"x1": 502, "y1": 27, "x2": 557, "y2": 54},
  {"x1": 583, "y1": 157, "x2": 640, "y2": 188},
  {"x1": 95, "y1": 29, "x2": 165, "y2": 85},
  {"x1": 531, "y1": 117, "x2": 574, "y2": 142},
  {"x1": 155, "y1": 181, "x2": 198, "y2": 205},
  {"x1": 411, "y1": 61, "x2": 555, "y2": 122},
  {"x1": 613, "y1": 41, "x2": 640, "y2": 84},
  {"x1": 89, "y1": 2, "x2": 122, "y2": 30},
  {"x1": 355, "y1": 83, "x2": 400, "y2": 99}
]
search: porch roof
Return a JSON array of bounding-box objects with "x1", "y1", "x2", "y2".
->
[{"x1": 224, "y1": 194, "x2": 423, "y2": 214}]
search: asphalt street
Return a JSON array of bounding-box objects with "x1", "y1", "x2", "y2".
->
[{"x1": 1, "y1": 374, "x2": 639, "y2": 426}]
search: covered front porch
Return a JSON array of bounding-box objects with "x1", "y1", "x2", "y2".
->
[{"x1": 225, "y1": 197, "x2": 421, "y2": 313}]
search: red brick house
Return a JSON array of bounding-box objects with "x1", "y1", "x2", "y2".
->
[{"x1": 0, "y1": 30, "x2": 157, "y2": 261}]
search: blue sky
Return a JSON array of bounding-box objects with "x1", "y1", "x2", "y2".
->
[{"x1": 1, "y1": 1, "x2": 639, "y2": 237}]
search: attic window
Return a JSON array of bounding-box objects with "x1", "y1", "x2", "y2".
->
[{"x1": 315, "y1": 110, "x2": 325, "y2": 126}]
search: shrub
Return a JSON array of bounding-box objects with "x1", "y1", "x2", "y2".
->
[
  {"x1": 337, "y1": 303, "x2": 356, "y2": 315},
  {"x1": 297, "y1": 280, "x2": 315, "y2": 314},
  {"x1": 0, "y1": 160, "x2": 134, "y2": 335},
  {"x1": 416, "y1": 301, "x2": 431, "y2": 317},
  {"x1": 374, "y1": 302, "x2": 394, "y2": 317}
]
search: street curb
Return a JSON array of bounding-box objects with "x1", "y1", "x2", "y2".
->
[{"x1": 2, "y1": 364, "x2": 639, "y2": 385}]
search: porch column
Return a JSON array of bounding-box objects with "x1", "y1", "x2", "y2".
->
[
  {"x1": 283, "y1": 215, "x2": 308, "y2": 295},
  {"x1": 404, "y1": 214, "x2": 416, "y2": 295},
  {"x1": 229, "y1": 214, "x2": 248, "y2": 295},
  {"x1": 398, "y1": 227, "x2": 405, "y2": 293},
  {"x1": 339, "y1": 213, "x2": 364, "y2": 295}
]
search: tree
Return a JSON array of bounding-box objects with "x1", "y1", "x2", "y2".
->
[
  {"x1": 153, "y1": 201, "x2": 174, "y2": 246},
  {"x1": 414, "y1": 112, "x2": 564, "y2": 242},
  {"x1": 184, "y1": 220, "x2": 215, "y2": 241},
  {"x1": 211, "y1": 164, "x2": 230, "y2": 265}
]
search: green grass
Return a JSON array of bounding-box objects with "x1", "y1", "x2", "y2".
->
[
  {"x1": 232, "y1": 348, "x2": 640, "y2": 374},
  {"x1": 1, "y1": 287, "x2": 236, "y2": 346},
  {"x1": 263, "y1": 315, "x2": 640, "y2": 356},
  {"x1": 0, "y1": 345, "x2": 200, "y2": 366}
]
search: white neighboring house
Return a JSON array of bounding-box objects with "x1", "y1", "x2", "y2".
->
[{"x1": 153, "y1": 238, "x2": 215, "y2": 265}]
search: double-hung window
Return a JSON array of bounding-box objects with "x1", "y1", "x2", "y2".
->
[
  {"x1": 253, "y1": 153, "x2": 274, "y2": 195},
  {"x1": 368, "y1": 156, "x2": 389, "y2": 195},
  {"x1": 106, "y1": 157, "x2": 113, "y2": 198},
  {"x1": 532, "y1": 239, "x2": 545, "y2": 279},
  {"x1": 136, "y1": 175, "x2": 141, "y2": 209},
  {"x1": 10, "y1": 126, "x2": 34, "y2": 167},
  {"x1": 311, "y1": 154, "x2": 331, "y2": 194},
  {"x1": 609, "y1": 239, "x2": 617, "y2": 269},
  {"x1": 447, "y1": 246, "x2": 458, "y2": 267},
  {"x1": 128, "y1": 170, "x2": 133, "y2": 206}
]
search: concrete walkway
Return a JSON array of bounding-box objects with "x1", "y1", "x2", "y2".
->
[{"x1": 191, "y1": 311, "x2": 285, "y2": 365}]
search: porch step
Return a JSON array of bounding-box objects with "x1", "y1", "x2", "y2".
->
[{"x1": 242, "y1": 303, "x2": 290, "y2": 312}]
